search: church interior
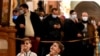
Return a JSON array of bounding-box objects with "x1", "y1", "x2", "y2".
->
[{"x1": 0, "y1": 0, "x2": 100, "y2": 56}]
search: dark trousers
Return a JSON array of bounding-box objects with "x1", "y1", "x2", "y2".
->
[
  {"x1": 29, "y1": 37, "x2": 40, "y2": 53},
  {"x1": 16, "y1": 40, "x2": 22, "y2": 55},
  {"x1": 82, "y1": 41, "x2": 95, "y2": 56},
  {"x1": 37, "y1": 42, "x2": 52, "y2": 56},
  {"x1": 62, "y1": 41, "x2": 83, "y2": 56}
]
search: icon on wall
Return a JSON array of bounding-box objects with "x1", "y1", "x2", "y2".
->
[{"x1": 1, "y1": 0, "x2": 10, "y2": 26}]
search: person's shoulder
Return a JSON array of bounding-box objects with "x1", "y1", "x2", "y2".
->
[
  {"x1": 65, "y1": 18, "x2": 71, "y2": 21},
  {"x1": 45, "y1": 14, "x2": 52, "y2": 18},
  {"x1": 58, "y1": 55, "x2": 61, "y2": 56},
  {"x1": 46, "y1": 54, "x2": 61, "y2": 56},
  {"x1": 46, "y1": 54, "x2": 49, "y2": 56},
  {"x1": 16, "y1": 53, "x2": 21, "y2": 56},
  {"x1": 64, "y1": 19, "x2": 72, "y2": 23},
  {"x1": 30, "y1": 11, "x2": 37, "y2": 15},
  {"x1": 31, "y1": 52, "x2": 37, "y2": 56},
  {"x1": 18, "y1": 14, "x2": 24, "y2": 17},
  {"x1": 43, "y1": 14, "x2": 51, "y2": 20}
]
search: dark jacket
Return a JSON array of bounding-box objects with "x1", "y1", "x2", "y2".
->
[
  {"x1": 81, "y1": 21, "x2": 95, "y2": 45},
  {"x1": 16, "y1": 12, "x2": 42, "y2": 38},
  {"x1": 42, "y1": 14, "x2": 62, "y2": 40},
  {"x1": 63, "y1": 19, "x2": 84, "y2": 41}
]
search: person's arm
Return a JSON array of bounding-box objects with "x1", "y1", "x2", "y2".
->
[
  {"x1": 32, "y1": 12, "x2": 42, "y2": 38},
  {"x1": 15, "y1": 14, "x2": 25, "y2": 29},
  {"x1": 17, "y1": 44, "x2": 25, "y2": 56},
  {"x1": 77, "y1": 22, "x2": 84, "y2": 38}
]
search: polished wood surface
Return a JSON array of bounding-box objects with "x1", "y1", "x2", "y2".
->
[{"x1": 0, "y1": 27, "x2": 16, "y2": 56}]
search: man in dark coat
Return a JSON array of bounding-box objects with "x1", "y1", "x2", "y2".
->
[
  {"x1": 16, "y1": 3, "x2": 42, "y2": 54},
  {"x1": 62, "y1": 10, "x2": 84, "y2": 56},
  {"x1": 81, "y1": 12, "x2": 95, "y2": 56},
  {"x1": 38, "y1": 8, "x2": 62, "y2": 56},
  {"x1": 42, "y1": 8, "x2": 62, "y2": 41}
]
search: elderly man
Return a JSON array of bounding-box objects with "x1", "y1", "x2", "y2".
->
[{"x1": 81, "y1": 12, "x2": 96, "y2": 56}]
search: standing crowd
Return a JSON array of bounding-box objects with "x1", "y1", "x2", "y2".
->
[{"x1": 13, "y1": 3, "x2": 100, "y2": 56}]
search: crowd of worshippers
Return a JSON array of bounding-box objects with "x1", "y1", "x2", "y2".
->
[{"x1": 13, "y1": 3, "x2": 100, "y2": 56}]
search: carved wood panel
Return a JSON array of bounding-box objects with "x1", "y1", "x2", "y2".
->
[{"x1": 0, "y1": 27, "x2": 16, "y2": 56}]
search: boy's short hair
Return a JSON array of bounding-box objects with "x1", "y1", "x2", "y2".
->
[
  {"x1": 20, "y1": 3, "x2": 29, "y2": 9},
  {"x1": 13, "y1": 10, "x2": 18, "y2": 13},
  {"x1": 70, "y1": 10, "x2": 75, "y2": 15},
  {"x1": 51, "y1": 8, "x2": 58, "y2": 12},
  {"x1": 54, "y1": 41, "x2": 64, "y2": 53},
  {"x1": 22, "y1": 37, "x2": 32, "y2": 44}
]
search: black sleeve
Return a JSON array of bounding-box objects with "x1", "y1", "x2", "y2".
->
[
  {"x1": 77, "y1": 22, "x2": 84, "y2": 32},
  {"x1": 32, "y1": 12, "x2": 43, "y2": 38}
]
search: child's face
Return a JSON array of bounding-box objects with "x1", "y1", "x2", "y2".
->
[
  {"x1": 21, "y1": 44, "x2": 27, "y2": 52},
  {"x1": 50, "y1": 43, "x2": 60, "y2": 55},
  {"x1": 24, "y1": 40, "x2": 32, "y2": 51}
]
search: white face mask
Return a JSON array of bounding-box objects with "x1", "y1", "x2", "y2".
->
[
  {"x1": 71, "y1": 14, "x2": 77, "y2": 19},
  {"x1": 20, "y1": 10, "x2": 24, "y2": 14},
  {"x1": 52, "y1": 15, "x2": 57, "y2": 18},
  {"x1": 82, "y1": 17, "x2": 88, "y2": 21},
  {"x1": 40, "y1": 16, "x2": 43, "y2": 21}
]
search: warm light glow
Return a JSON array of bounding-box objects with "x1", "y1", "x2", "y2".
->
[
  {"x1": 71, "y1": 0, "x2": 100, "y2": 5},
  {"x1": 26, "y1": 1, "x2": 34, "y2": 11},
  {"x1": 60, "y1": 0, "x2": 71, "y2": 18}
]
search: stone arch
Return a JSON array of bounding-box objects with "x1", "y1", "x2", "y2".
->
[{"x1": 75, "y1": 1, "x2": 100, "y2": 22}]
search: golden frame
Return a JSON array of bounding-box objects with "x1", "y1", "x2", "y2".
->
[{"x1": 0, "y1": 0, "x2": 11, "y2": 26}]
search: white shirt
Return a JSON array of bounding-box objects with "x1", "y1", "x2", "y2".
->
[
  {"x1": 25, "y1": 11, "x2": 35, "y2": 37},
  {"x1": 17, "y1": 51, "x2": 37, "y2": 56},
  {"x1": 17, "y1": 53, "x2": 24, "y2": 56},
  {"x1": 46, "y1": 54, "x2": 60, "y2": 56},
  {"x1": 39, "y1": 16, "x2": 44, "y2": 21},
  {"x1": 83, "y1": 23, "x2": 87, "y2": 29}
]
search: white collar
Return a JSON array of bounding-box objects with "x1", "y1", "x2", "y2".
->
[
  {"x1": 46, "y1": 54, "x2": 60, "y2": 56},
  {"x1": 26, "y1": 50, "x2": 31, "y2": 53}
]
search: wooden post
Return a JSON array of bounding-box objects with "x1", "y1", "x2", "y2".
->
[
  {"x1": 95, "y1": 30, "x2": 99, "y2": 56},
  {"x1": 0, "y1": 27, "x2": 16, "y2": 56}
]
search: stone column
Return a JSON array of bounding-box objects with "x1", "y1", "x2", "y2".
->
[
  {"x1": 33, "y1": 0, "x2": 39, "y2": 11},
  {"x1": 9, "y1": 0, "x2": 18, "y2": 27}
]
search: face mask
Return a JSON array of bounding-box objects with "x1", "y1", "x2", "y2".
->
[
  {"x1": 71, "y1": 14, "x2": 77, "y2": 19},
  {"x1": 20, "y1": 10, "x2": 24, "y2": 14},
  {"x1": 82, "y1": 17, "x2": 88, "y2": 21},
  {"x1": 52, "y1": 15, "x2": 57, "y2": 18},
  {"x1": 40, "y1": 16, "x2": 43, "y2": 21},
  {"x1": 13, "y1": 16, "x2": 18, "y2": 20}
]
